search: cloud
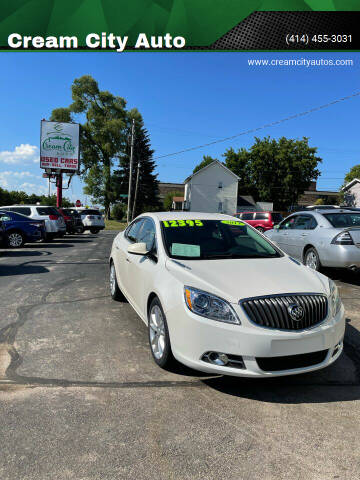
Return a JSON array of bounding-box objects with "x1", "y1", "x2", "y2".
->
[
  {"x1": 0, "y1": 170, "x2": 40, "y2": 179},
  {"x1": 19, "y1": 182, "x2": 48, "y2": 194},
  {"x1": 0, "y1": 144, "x2": 38, "y2": 164}
]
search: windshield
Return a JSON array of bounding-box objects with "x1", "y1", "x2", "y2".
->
[
  {"x1": 324, "y1": 213, "x2": 360, "y2": 228},
  {"x1": 161, "y1": 219, "x2": 281, "y2": 260}
]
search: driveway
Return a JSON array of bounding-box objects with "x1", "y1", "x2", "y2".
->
[{"x1": 1, "y1": 231, "x2": 360, "y2": 480}]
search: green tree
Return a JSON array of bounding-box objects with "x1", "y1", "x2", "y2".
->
[
  {"x1": 223, "y1": 147, "x2": 257, "y2": 198},
  {"x1": 163, "y1": 191, "x2": 183, "y2": 211},
  {"x1": 50, "y1": 75, "x2": 129, "y2": 218},
  {"x1": 344, "y1": 164, "x2": 360, "y2": 184},
  {"x1": 112, "y1": 122, "x2": 160, "y2": 219},
  {"x1": 193, "y1": 155, "x2": 218, "y2": 174},
  {"x1": 224, "y1": 137, "x2": 321, "y2": 210}
]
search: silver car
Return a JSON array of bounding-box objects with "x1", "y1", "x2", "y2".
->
[{"x1": 265, "y1": 208, "x2": 360, "y2": 272}]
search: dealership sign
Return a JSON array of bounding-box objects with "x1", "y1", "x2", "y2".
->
[{"x1": 40, "y1": 121, "x2": 80, "y2": 172}]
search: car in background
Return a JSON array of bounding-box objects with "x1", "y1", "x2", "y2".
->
[
  {"x1": 75, "y1": 208, "x2": 105, "y2": 234},
  {"x1": 234, "y1": 211, "x2": 283, "y2": 233},
  {"x1": 1, "y1": 205, "x2": 66, "y2": 241},
  {"x1": 61, "y1": 208, "x2": 84, "y2": 234},
  {"x1": 305, "y1": 205, "x2": 341, "y2": 210},
  {"x1": 265, "y1": 208, "x2": 360, "y2": 272},
  {"x1": 0, "y1": 210, "x2": 45, "y2": 247},
  {"x1": 109, "y1": 211, "x2": 344, "y2": 378}
]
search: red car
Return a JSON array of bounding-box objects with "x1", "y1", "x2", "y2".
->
[{"x1": 234, "y1": 211, "x2": 283, "y2": 232}]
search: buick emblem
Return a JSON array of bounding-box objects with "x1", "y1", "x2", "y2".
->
[{"x1": 288, "y1": 304, "x2": 305, "y2": 322}]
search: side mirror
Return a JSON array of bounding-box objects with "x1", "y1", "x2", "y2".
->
[{"x1": 127, "y1": 242, "x2": 149, "y2": 256}]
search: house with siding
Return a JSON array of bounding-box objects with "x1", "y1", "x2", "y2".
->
[
  {"x1": 342, "y1": 178, "x2": 360, "y2": 207},
  {"x1": 183, "y1": 160, "x2": 239, "y2": 215}
]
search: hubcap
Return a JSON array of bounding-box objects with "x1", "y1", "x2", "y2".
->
[
  {"x1": 149, "y1": 305, "x2": 166, "y2": 360},
  {"x1": 306, "y1": 251, "x2": 318, "y2": 270},
  {"x1": 110, "y1": 264, "x2": 116, "y2": 295},
  {"x1": 8, "y1": 233, "x2": 22, "y2": 247}
]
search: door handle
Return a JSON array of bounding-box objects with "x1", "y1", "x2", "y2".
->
[
  {"x1": 301, "y1": 233, "x2": 308, "y2": 237},
  {"x1": 126, "y1": 257, "x2": 131, "y2": 263}
]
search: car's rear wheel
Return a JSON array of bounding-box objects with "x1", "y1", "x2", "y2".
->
[
  {"x1": 109, "y1": 261, "x2": 125, "y2": 301},
  {"x1": 256, "y1": 226, "x2": 265, "y2": 233},
  {"x1": 6, "y1": 231, "x2": 25, "y2": 248},
  {"x1": 90, "y1": 228, "x2": 100, "y2": 234},
  {"x1": 148, "y1": 297, "x2": 174, "y2": 368},
  {"x1": 304, "y1": 247, "x2": 321, "y2": 271}
]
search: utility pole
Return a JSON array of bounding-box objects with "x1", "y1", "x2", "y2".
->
[
  {"x1": 126, "y1": 119, "x2": 135, "y2": 224},
  {"x1": 131, "y1": 159, "x2": 140, "y2": 220}
]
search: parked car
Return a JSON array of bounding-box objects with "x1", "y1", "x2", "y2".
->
[
  {"x1": 234, "y1": 211, "x2": 283, "y2": 232},
  {"x1": 75, "y1": 208, "x2": 105, "y2": 234},
  {"x1": 265, "y1": 208, "x2": 360, "y2": 272},
  {"x1": 61, "y1": 208, "x2": 84, "y2": 234},
  {"x1": 109, "y1": 212, "x2": 344, "y2": 377},
  {"x1": 0, "y1": 210, "x2": 45, "y2": 247},
  {"x1": 1, "y1": 205, "x2": 66, "y2": 240},
  {"x1": 305, "y1": 205, "x2": 341, "y2": 210}
]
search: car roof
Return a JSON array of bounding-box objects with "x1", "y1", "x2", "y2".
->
[
  {"x1": 138, "y1": 211, "x2": 239, "y2": 222},
  {"x1": 291, "y1": 208, "x2": 351, "y2": 216},
  {"x1": 1, "y1": 204, "x2": 53, "y2": 208}
]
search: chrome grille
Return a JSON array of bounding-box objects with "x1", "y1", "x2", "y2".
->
[{"x1": 240, "y1": 294, "x2": 328, "y2": 330}]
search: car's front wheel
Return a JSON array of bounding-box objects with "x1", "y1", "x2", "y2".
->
[
  {"x1": 304, "y1": 247, "x2": 321, "y2": 271},
  {"x1": 109, "y1": 261, "x2": 125, "y2": 301},
  {"x1": 90, "y1": 228, "x2": 100, "y2": 234},
  {"x1": 148, "y1": 297, "x2": 174, "y2": 369},
  {"x1": 6, "y1": 231, "x2": 25, "y2": 248},
  {"x1": 256, "y1": 226, "x2": 265, "y2": 233}
]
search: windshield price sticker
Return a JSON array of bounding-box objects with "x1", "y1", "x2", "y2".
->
[
  {"x1": 221, "y1": 220, "x2": 245, "y2": 226},
  {"x1": 162, "y1": 220, "x2": 204, "y2": 227}
]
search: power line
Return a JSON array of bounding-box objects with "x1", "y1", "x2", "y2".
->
[{"x1": 153, "y1": 91, "x2": 360, "y2": 160}]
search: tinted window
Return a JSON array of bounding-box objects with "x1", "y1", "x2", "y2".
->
[
  {"x1": 126, "y1": 219, "x2": 144, "y2": 242},
  {"x1": 279, "y1": 216, "x2": 296, "y2": 230},
  {"x1": 137, "y1": 218, "x2": 157, "y2": 252},
  {"x1": 36, "y1": 207, "x2": 59, "y2": 215},
  {"x1": 9, "y1": 207, "x2": 31, "y2": 216},
  {"x1": 324, "y1": 213, "x2": 360, "y2": 228},
  {"x1": 255, "y1": 213, "x2": 269, "y2": 220},
  {"x1": 161, "y1": 219, "x2": 280, "y2": 260},
  {"x1": 241, "y1": 213, "x2": 254, "y2": 220},
  {"x1": 80, "y1": 209, "x2": 101, "y2": 215},
  {"x1": 0, "y1": 213, "x2": 12, "y2": 221},
  {"x1": 294, "y1": 215, "x2": 313, "y2": 230}
]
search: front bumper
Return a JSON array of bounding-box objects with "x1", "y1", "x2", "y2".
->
[{"x1": 167, "y1": 302, "x2": 345, "y2": 377}]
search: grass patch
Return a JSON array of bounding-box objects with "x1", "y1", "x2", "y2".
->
[{"x1": 105, "y1": 219, "x2": 127, "y2": 231}]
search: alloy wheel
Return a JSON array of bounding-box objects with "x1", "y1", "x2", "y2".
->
[
  {"x1": 110, "y1": 263, "x2": 116, "y2": 295},
  {"x1": 305, "y1": 251, "x2": 318, "y2": 270},
  {"x1": 149, "y1": 304, "x2": 166, "y2": 360},
  {"x1": 8, "y1": 233, "x2": 23, "y2": 247}
]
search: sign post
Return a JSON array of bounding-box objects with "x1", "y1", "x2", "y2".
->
[{"x1": 40, "y1": 121, "x2": 80, "y2": 207}]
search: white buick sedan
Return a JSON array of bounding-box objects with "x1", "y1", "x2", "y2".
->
[{"x1": 109, "y1": 212, "x2": 345, "y2": 377}]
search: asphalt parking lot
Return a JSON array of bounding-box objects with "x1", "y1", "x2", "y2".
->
[{"x1": 1, "y1": 231, "x2": 360, "y2": 480}]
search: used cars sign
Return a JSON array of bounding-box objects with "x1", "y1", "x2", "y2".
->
[{"x1": 40, "y1": 121, "x2": 80, "y2": 172}]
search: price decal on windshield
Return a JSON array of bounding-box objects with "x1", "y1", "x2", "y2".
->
[
  {"x1": 221, "y1": 220, "x2": 245, "y2": 226},
  {"x1": 162, "y1": 220, "x2": 204, "y2": 227}
]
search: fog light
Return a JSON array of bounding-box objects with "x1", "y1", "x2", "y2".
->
[{"x1": 202, "y1": 351, "x2": 229, "y2": 366}]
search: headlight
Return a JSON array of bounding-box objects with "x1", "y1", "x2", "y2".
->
[
  {"x1": 184, "y1": 286, "x2": 240, "y2": 324},
  {"x1": 328, "y1": 279, "x2": 342, "y2": 317}
]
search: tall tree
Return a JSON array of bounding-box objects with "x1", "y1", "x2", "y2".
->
[
  {"x1": 112, "y1": 121, "x2": 160, "y2": 219},
  {"x1": 50, "y1": 75, "x2": 129, "y2": 217},
  {"x1": 224, "y1": 137, "x2": 321, "y2": 210},
  {"x1": 193, "y1": 155, "x2": 218, "y2": 174}
]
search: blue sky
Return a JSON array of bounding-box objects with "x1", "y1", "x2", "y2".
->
[{"x1": 0, "y1": 52, "x2": 359, "y2": 205}]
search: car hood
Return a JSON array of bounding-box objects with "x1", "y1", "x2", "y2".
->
[{"x1": 165, "y1": 256, "x2": 329, "y2": 303}]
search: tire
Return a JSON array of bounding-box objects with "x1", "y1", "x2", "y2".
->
[
  {"x1": 256, "y1": 226, "x2": 265, "y2": 233},
  {"x1": 148, "y1": 297, "x2": 174, "y2": 369},
  {"x1": 6, "y1": 231, "x2": 25, "y2": 248},
  {"x1": 75, "y1": 226, "x2": 84, "y2": 234},
  {"x1": 304, "y1": 247, "x2": 321, "y2": 272},
  {"x1": 90, "y1": 228, "x2": 100, "y2": 234},
  {"x1": 109, "y1": 261, "x2": 125, "y2": 301}
]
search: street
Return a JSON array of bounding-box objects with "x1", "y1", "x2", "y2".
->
[{"x1": 1, "y1": 231, "x2": 360, "y2": 480}]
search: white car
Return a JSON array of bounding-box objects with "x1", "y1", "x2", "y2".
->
[
  {"x1": 2, "y1": 205, "x2": 66, "y2": 240},
  {"x1": 75, "y1": 208, "x2": 105, "y2": 234},
  {"x1": 109, "y1": 212, "x2": 345, "y2": 377}
]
